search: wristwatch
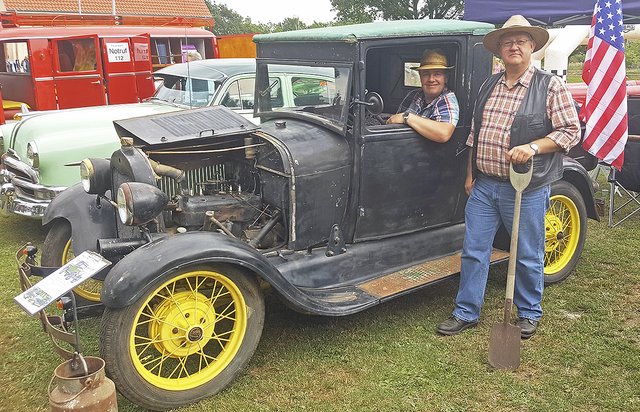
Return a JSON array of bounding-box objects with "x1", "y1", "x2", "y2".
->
[
  {"x1": 529, "y1": 143, "x2": 540, "y2": 155},
  {"x1": 403, "y1": 111, "x2": 411, "y2": 124}
]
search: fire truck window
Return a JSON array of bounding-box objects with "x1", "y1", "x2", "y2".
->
[
  {"x1": 57, "y1": 39, "x2": 97, "y2": 72},
  {"x1": 3, "y1": 42, "x2": 30, "y2": 73}
]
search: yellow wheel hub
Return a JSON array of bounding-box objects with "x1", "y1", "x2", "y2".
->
[
  {"x1": 148, "y1": 291, "x2": 217, "y2": 358},
  {"x1": 130, "y1": 270, "x2": 247, "y2": 390},
  {"x1": 544, "y1": 195, "x2": 580, "y2": 275}
]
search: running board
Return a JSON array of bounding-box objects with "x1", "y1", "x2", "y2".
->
[{"x1": 358, "y1": 249, "x2": 509, "y2": 299}]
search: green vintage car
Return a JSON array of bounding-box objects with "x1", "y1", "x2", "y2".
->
[{"x1": 0, "y1": 58, "x2": 334, "y2": 218}]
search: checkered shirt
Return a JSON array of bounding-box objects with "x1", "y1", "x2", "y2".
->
[
  {"x1": 398, "y1": 88, "x2": 459, "y2": 126},
  {"x1": 466, "y1": 65, "x2": 580, "y2": 179}
]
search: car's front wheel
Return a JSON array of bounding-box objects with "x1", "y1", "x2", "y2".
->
[
  {"x1": 544, "y1": 180, "x2": 587, "y2": 284},
  {"x1": 100, "y1": 264, "x2": 265, "y2": 411},
  {"x1": 41, "y1": 219, "x2": 103, "y2": 304}
]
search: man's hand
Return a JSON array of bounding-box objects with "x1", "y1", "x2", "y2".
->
[
  {"x1": 506, "y1": 144, "x2": 536, "y2": 164},
  {"x1": 386, "y1": 113, "x2": 405, "y2": 125},
  {"x1": 465, "y1": 175, "x2": 475, "y2": 196}
]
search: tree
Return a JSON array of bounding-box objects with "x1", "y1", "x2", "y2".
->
[
  {"x1": 330, "y1": 0, "x2": 463, "y2": 24},
  {"x1": 206, "y1": 1, "x2": 264, "y2": 35}
]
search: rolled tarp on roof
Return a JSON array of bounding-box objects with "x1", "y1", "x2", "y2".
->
[{"x1": 463, "y1": 0, "x2": 640, "y2": 25}]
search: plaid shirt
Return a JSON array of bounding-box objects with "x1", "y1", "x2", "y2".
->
[
  {"x1": 398, "y1": 88, "x2": 459, "y2": 126},
  {"x1": 466, "y1": 65, "x2": 580, "y2": 179}
]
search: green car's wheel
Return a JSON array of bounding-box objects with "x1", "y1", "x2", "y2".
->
[
  {"x1": 41, "y1": 220, "x2": 103, "y2": 303},
  {"x1": 100, "y1": 265, "x2": 265, "y2": 410},
  {"x1": 544, "y1": 180, "x2": 587, "y2": 285}
]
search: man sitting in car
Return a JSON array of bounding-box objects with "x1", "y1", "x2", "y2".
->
[{"x1": 386, "y1": 49, "x2": 459, "y2": 143}]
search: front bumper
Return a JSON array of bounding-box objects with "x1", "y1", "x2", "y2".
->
[{"x1": 1, "y1": 153, "x2": 66, "y2": 218}]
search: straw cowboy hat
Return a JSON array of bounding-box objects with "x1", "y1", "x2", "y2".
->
[
  {"x1": 411, "y1": 49, "x2": 454, "y2": 71},
  {"x1": 483, "y1": 15, "x2": 549, "y2": 55}
]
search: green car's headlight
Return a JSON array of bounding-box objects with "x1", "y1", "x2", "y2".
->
[
  {"x1": 80, "y1": 158, "x2": 111, "y2": 195},
  {"x1": 26, "y1": 141, "x2": 39, "y2": 168},
  {"x1": 117, "y1": 182, "x2": 168, "y2": 226}
]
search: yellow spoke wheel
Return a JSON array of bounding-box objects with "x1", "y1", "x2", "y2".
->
[
  {"x1": 131, "y1": 270, "x2": 247, "y2": 390},
  {"x1": 59, "y1": 238, "x2": 104, "y2": 302},
  {"x1": 42, "y1": 220, "x2": 103, "y2": 303},
  {"x1": 543, "y1": 181, "x2": 587, "y2": 284},
  {"x1": 544, "y1": 194, "x2": 580, "y2": 274},
  {"x1": 101, "y1": 264, "x2": 264, "y2": 410}
]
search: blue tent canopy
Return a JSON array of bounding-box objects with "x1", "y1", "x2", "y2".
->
[{"x1": 463, "y1": 0, "x2": 640, "y2": 25}]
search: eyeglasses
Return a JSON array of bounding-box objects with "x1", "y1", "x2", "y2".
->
[{"x1": 500, "y1": 39, "x2": 531, "y2": 48}]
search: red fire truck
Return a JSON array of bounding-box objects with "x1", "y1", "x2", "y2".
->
[{"x1": 1, "y1": 24, "x2": 216, "y2": 122}]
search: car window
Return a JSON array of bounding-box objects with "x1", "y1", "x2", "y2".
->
[
  {"x1": 222, "y1": 77, "x2": 283, "y2": 110},
  {"x1": 256, "y1": 64, "x2": 349, "y2": 130},
  {"x1": 153, "y1": 75, "x2": 217, "y2": 107},
  {"x1": 291, "y1": 77, "x2": 336, "y2": 106},
  {"x1": 221, "y1": 78, "x2": 255, "y2": 110}
]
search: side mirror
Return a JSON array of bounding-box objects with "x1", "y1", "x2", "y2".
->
[{"x1": 364, "y1": 91, "x2": 383, "y2": 115}]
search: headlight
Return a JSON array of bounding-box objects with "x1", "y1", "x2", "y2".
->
[
  {"x1": 116, "y1": 182, "x2": 168, "y2": 226},
  {"x1": 80, "y1": 158, "x2": 111, "y2": 195},
  {"x1": 26, "y1": 141, "x2": 39, "y2": 168}
]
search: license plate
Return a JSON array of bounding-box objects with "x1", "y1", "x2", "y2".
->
[{"x1": 15, "y1": 250, "x2": 111, "y2": 315}]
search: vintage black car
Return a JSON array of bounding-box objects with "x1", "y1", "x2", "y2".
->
[{"x1": 25, "y1": 20, "x2": 598, "y2": 411}]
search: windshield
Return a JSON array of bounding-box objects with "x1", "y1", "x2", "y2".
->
[
  {"x1": 152, "y1": 74, "x2": 219, "y2": 107},
  {"x1": 255, "y1": 63, "x2": 351, "y2": 129}
]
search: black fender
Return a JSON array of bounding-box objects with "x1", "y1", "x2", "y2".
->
[
  {"x1": 43, "y1": 183, "x2": 117, "y2": 254},
  {"x1": 561, "y1": 156, "x2": 600, "y2": 221},
  {"x1": 101, "y1": 231, "x2": 352, "y2": 315}
]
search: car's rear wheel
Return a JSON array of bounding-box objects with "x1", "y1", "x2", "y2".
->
[
  {"x1": 41, "y1": 219, "x2": 103, "y2": 304},
  {"x1": 544, "y1": 180, "x2": 587, "y2": 284},
  {"x1": 100, "y1": 264, "x2": 264, "y2": 410}
]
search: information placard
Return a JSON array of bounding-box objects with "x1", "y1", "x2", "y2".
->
[{"x1": 15, "y1": 251, "x2": 111, "y2": 315}]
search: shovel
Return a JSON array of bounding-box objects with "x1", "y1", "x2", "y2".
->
[{"x1": 488, "y1": 160, "x2": 533, "y2": 370}]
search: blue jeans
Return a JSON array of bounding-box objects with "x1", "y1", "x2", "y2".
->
[{"x1": 452, "y1": 175, "x2": 550, "y2": 323}]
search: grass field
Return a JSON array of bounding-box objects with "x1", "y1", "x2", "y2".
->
[{"x1": 0, "y1": 189, "x2": 638, "y2": 412}]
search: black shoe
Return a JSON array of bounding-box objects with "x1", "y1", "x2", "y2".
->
[
  {"x1": 518, "y1": 318, "x2": 539, "y2": 339},
  {"x1": 437, "y1": 316, "x2": 478, "y2": 336}
]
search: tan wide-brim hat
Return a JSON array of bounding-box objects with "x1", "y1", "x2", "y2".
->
[
  {"x1": 483, "y1": 15, "x2": 549, "y2": 55},
  {"x1": 411, "y1": 49, "x2": 454, "y2": 71}
]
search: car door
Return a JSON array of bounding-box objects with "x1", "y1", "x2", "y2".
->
[
  {"x1": 101, "y1": 38, "x2": 138, "y2": 104},
  {"x1": 353, "y1": 122, "x2": 468, "y2": 240},
  {"x1": 131, "y1": 34, "x2": 155, "y2": 100},
  {"x1": 51, "y1": 35, "x2": 106, "y2": 109}
]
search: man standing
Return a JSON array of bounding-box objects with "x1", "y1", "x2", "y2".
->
[
  {"x1": 437, "y1": 15, "x2": 580, "y2": 339},
  {"x1": 386, "y1": 49, "x2": 459, "y2": 143}
]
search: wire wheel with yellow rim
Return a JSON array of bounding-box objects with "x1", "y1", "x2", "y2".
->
[
  {"x1": 544, "y1": 180, "x2": 587, "y2": 285},
  {"x1": 100, "y1": 264, "x2": 264, "y2": 411},
  {"x1": 41, "y1": 219, "x2": 104, "y2": 304}
]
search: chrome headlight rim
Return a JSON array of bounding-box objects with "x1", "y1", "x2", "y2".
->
[
  {"x1": 79, "y1": 159, "x2": 93, "y2": 193},
  {"x1": 26, "y1": 141, "x2": 39, "y2": 168},
  {"x1": 79, "y1": 158, "x2": 112, "y2": 195},
  {"x1": 116, "y1": 182, "x2": 169, "y2": 226},
  {"x1": 117, "y1": 185, "x2": 134, "y2": 225}
]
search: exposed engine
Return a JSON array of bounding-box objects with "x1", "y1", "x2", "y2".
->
[{"x1": 144, "y1": 133, "x2": 287, "y2": 251}]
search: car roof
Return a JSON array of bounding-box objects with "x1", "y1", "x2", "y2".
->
[
  {"x1": 254, "y1": 19, "x2": 494, "y2": 43},
  {"x1": 155, "y1": 58, "x2": 333, "y2": 81}
]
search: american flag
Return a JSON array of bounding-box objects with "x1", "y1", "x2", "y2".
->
[{"x1": 581, "y1": 0, "x2": 628, "y2": 170}]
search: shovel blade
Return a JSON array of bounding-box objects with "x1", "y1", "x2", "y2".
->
[{"x1": 488, "y1": 322, "x2": 521, "y2": 370}]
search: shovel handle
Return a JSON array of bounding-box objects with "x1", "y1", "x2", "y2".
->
[{"x1": 505, "y1": 189, "x2": 522, "y2": 303}]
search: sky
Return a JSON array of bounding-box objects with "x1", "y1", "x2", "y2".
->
[{"x1": 213, "y1": 0, "x2": 337, "y2": 25}]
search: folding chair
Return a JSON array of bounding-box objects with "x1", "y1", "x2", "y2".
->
[{"x1": 608, "y1": 138, "x2": 640, "y2": 227}]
